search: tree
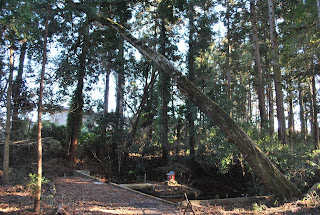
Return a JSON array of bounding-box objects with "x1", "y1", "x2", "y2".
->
[
  {"x1": 317, "y1": 0, "x2": 320, "y2": 27},
  {"x1": 1, "y1": 0, "x2": 36, "y2": 184},
  {"x1": 11, "y1": 41, "x2": 27, "y2": 139},
  {"x1": 186, "y1": 0, "x2": 197, "y2": 160},
  {"x1": 3, "y1": 45, "x2": 14, "y2": 184},
  {"x1": 67, "y1": 23, "x2": 88, "y2": 166},
  {"x1": 310, "y1": 69, "x2": 319, "y2": 149},
  {"x1": 267, "y1": 0, "x2": 287, "y2": 145},
  {"x1": 34, "y1": 7, "x2": 49, "y2": 213},
  {"x1": 115, "y1": 36, "x2": 125, "y2": 174},
  {"x1": 98, "y1": 15, "x2": 301, "y2": 198},
  {"x1": 250, "y1": 0, "x2": 267, "y2": 128}
]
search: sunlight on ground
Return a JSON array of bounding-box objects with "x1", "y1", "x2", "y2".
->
[
  {"x1": 0, "y1": 206, "x2": 20, "y2": 213},
  {"x1": 88, "y1": 206, "x2": 147, "y2": 214}
]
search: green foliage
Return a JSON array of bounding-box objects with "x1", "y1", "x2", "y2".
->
[
  {"x1": 198, "y1": 126, "x2": 238, "y2": 174},
  {"x1": 302, "y1": 191, "x2": 320, "y2": 207},
  {"x1": 198, "y1": 121, "x2": 318, "y2": 193},
  {"x1": 252, "y1": 203, "x2": 268, "y2": 212},
  {"x1": 78, "y1": 132, "x2": 99, "y2": 159},
  {"x1": 27, "y1": 173, "x2": 50, "y2": 195},
  {"x1": 31, "y1": 121, "x2": 67, "y2": 157},
  {"x1": 255, "y1": 136, "x2": 316, "y2": 191}
]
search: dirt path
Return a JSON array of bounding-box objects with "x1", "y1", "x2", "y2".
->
[
  {"x1": 53, "y1": 177, "x2": 180, "y2": 214},
  {"x1": 2, "y1": 176, "x2": 320, "y2": 214}
]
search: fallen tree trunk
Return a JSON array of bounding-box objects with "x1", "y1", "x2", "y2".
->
[{"x1": 94, "y1": 15, "x2": 301, "y2": 199}]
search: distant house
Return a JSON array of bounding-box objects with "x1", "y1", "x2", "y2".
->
[
  {"x1": 47, "y1": 109, "x2": 69, "y2": 125},
  {"x1": 44, "y1": 108, "x2": 94, "y2": 126}
]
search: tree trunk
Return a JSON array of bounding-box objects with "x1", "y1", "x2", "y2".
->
[
  {"x1": 226, "y1": 3, "x2": 232, "y2": 113},
  {"x1": 34, "y1": 10, "x2": 49, "y2": 213},
  {"x1": 68, "y1": 27, "x2": 87, "y2": 167},
  {"x1": 267, "y1": 0, "x2": 287, "y2": 145},
  {"x1": 287, "y1": 79, "x2": 294, "y2": 144},
  {"x1": 129, "y1": 67, "x2": 157, "y2": 141},
  {"x1": 3, "y1": 45, "x2": 14, "y2": 184},
  {"x1": 100, "y1": 16, "x2": 301, "y2": 198},
  {"x1": 265, "y1": 55, "x2": 274, "y2": 135},
  {"x1": 175, "y1": 117, "x2": 182, "y2": 155},
  {"x1": 186, "y1": 1, "x2": 197, "y2": 160},
  {"x1": 311, "y1": 72, "x2": 319, "y2": 149},
  {"x1": 103, "y1": 52, "x2": 111, "y2": 117},
  {"x1": 159, "y1": 18, "x2": 170, "y2": 165},
  {"x1": 298, "y1": 81, "x2": 306, "y2": 140},
  {"x1": 115, "y1": 37, "x2": 125, "y2": 174},
  {"x1": 250, "y1": 0, "x2": 267, "y2": 128},
  {"x1": 11, "y1": 41, "x2": 27, "y2": 139},
  {"x1": 317, "y1": 0, "x2": 320, "y2": 28}
]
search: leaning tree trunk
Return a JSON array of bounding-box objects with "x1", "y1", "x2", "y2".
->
[{"x1": 97, "y1": 16, "x2": 302, "y2": 198}]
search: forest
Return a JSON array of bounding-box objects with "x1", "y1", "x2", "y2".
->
[{"x1": 1, "y1": 0, "x2": 320, "y2": 213}]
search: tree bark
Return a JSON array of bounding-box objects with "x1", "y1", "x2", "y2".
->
[
  {"x1": 68, "y1": 27, "x2": 87, "y2": 167},
  {"x1": 3, "y1": 45, "x2": 14, "y2": 184},
  {"x1": 11, "y1": 41, "x2": 27, "y2": 138},
  {"x1": 311, "y1": 72, "x2": 319, "y2": 149},
  {"x1": 103, "y1": 52, "x2": 111, "y2": 117},
  {"x1": 287, "y1": 79, "x2": 294, "y2": 144},
  {"x1": 159, "y1": 18, "x2": 170, "y2": 165},
  {"x1": 115, "y1": 37, "x2": 125, "y2": 174},
  {"x1": 250, "y1": 0, "x2": 267, "y2": 128},
  {"x1": 298, "y1": 81, "x2": 306, "y2": 140},
  {"x1": 98, "y1": 16, "x2": 302, "y2": 198},
  {"x1": 34, "y1": 10, "x2": 49, "y2": 213},
  {"x1": 317, "y1": 0, "x2": 320, "y2": 28},
  {"x1": 265, "y1": 55, "x2": 274, "y2": 135},
  {"x1": 129, "y1": 67, "x2": 157, "y2": 141},
  {"x1": 186, "y1": 1, "x2": 197, "y2": 160},
  {"x1": 226, "y1": 2, "x2": 232, "y2": 113},
  {"x1": 267, "y1": 0, "x2": 287, "y2": 145}
]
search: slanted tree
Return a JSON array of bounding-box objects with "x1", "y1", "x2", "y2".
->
[{"x1": 96, "y1": 15, "x2": 302, "y2": 198}]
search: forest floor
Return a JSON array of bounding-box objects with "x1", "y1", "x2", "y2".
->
[{"x1": 1, "y1": 176, "x2": 320, "y2": 214}]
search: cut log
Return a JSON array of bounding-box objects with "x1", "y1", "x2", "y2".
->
[{"x1": 91, "y1": 15, "x2": 302, "y2": 199}]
